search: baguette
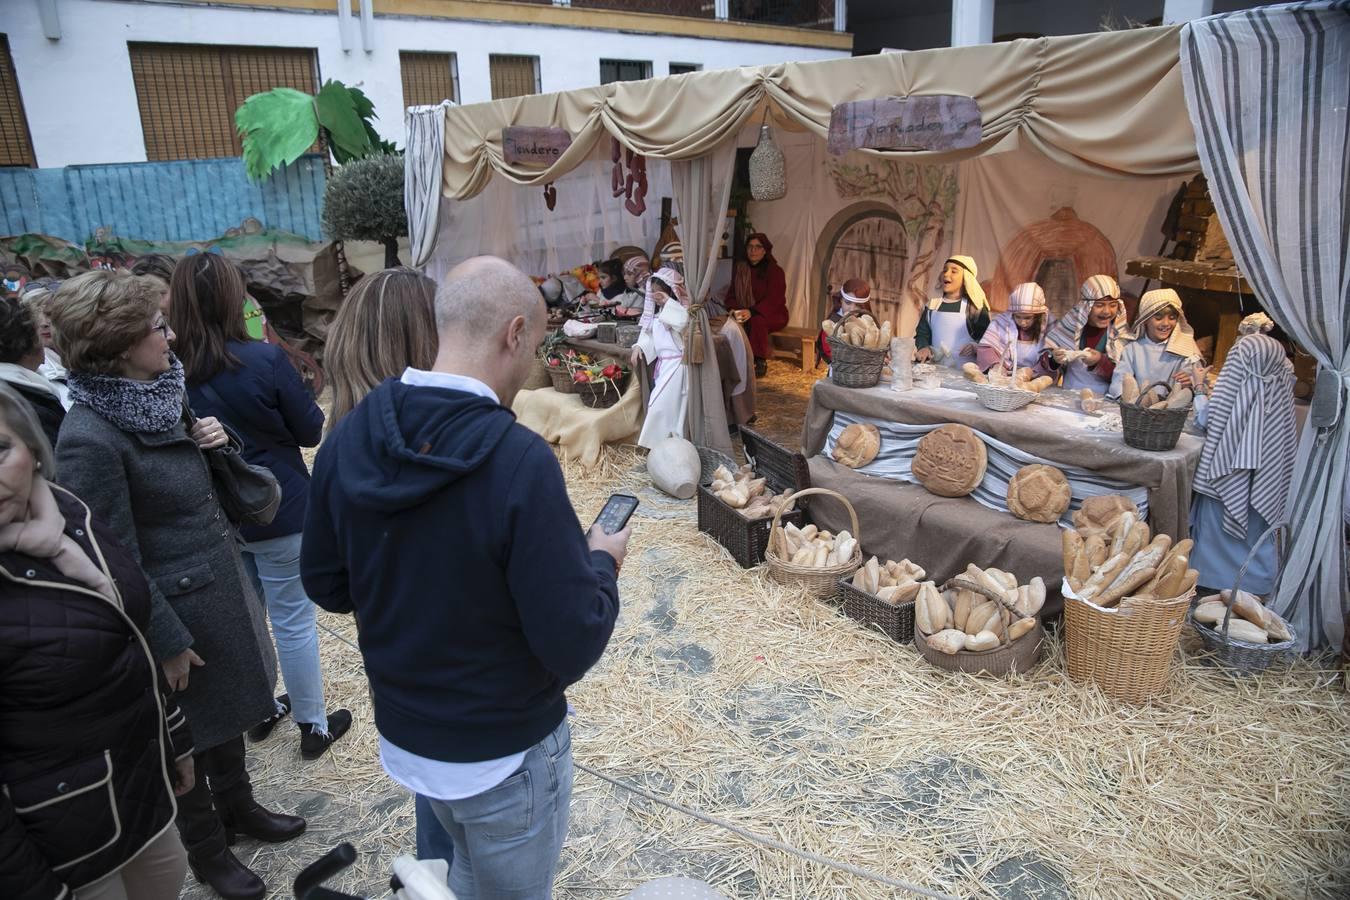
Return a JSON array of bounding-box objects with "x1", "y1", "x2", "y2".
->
[
  {"x1": 1121, "y1": 375, "x2": 1140, "y2": 405},
  {"x1": 1085, "y1": 534, "x2": 1108, "y2": 569},
  {"x1": 1094, "y1": 566, "x2": 1157, "y2": 608},
  {"x1": 1079, "y1": 552, "x2": 1130, "y2": 599},
  {"x1": 1108, "y1": 513, "x2": 1134, "y2": 557},
  {"x1": 1062, "y1": 529, "x2": 1085, "y2": 574}
]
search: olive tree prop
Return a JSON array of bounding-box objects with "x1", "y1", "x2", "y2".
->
[{"x1": 322, "y1": 154, "x2": 406, "y2": 270}]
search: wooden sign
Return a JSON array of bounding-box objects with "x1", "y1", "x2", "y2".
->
[
  {"x1": 827, "y1": 95, "x2": 981, "y2": 156},
  {"x1": 502, "y1": 127, "x2": 572, "y2": 166}
]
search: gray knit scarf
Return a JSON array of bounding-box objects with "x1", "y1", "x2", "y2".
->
[{"x1": 68, "y1": 357, "x2": 187, "y2": 434}]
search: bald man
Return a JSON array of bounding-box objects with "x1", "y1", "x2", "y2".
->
[{"x1": 302, "y1": 256, "x2": 630, "y2": 899}]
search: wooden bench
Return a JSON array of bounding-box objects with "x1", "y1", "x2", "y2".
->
[{"x1": 770, "y1": 326, "x2": 819, "y2": 372}]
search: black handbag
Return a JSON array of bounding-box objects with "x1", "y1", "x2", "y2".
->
[{"x1": 184, "y1": 391, "x2": 282, "y2": 528}]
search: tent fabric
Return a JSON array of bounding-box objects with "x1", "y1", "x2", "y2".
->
[
  {"x1": 436, "y1": 25, "x2": 1197, "y2": 202},
  {"x1": 1181, "y1": 0, "x2": 1350, "y2": 652}
]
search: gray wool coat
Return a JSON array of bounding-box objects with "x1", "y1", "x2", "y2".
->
[{"x1": 55, "y1": 403, "x2": 277, "y2": 751}]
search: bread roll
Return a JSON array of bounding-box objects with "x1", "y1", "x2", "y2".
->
[
  {"x1": 1121, "y1": 375, "x2": 1140, "y2": 405},
  {"x1": 965, "y1": 630, "x2": 1000, "y2": 652},
  {"x1": 954, "y1": 590, "x2": 974, "y2": 632},
  {"x1": 926, "y1": 629, "x2": 968, "y2": 654},
  {"x1": 1223, "y1": 618, "x2": 1270, "y2": 644},
  {"x1": 965, "y1": 601, "x2": 997, "y2": 636},
  {"x1": 1008, "y1": 617, "x2": 1037, "y2": 641},
  {"x1": 1264, "y1": 609, "x2": 1293, "y2": 642},
  {"x1": 1193, "y1": 599, "x2": 1227, "y2": 625},
  {"x1": 1165, "y1": 387, "x2": 1194, "y2": 410},
  {"x1": 962, "y1": 362, "x2": 988, "y2": 384}
]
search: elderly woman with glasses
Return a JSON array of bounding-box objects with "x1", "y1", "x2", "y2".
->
[
  {"x1": 1043, "y1": 275, "x2": 1131, "y2": 395},
  {"x1": 48, "y1": 270, "x2": 303, "y2": 900}
]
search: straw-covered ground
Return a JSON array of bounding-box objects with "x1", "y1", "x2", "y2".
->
[{"x1": 186, "y1": 361, "x2": 1350, "y2": 899}]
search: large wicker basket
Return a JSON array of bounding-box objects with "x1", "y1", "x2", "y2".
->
[
  {"x1": 1063, "y1": 578, "x2": 1193, "y2": 703},
  {"x1": 697, "y1": 446, "x2": 737, "y2": 486},
  {"x1": 1119, "y1": 381, "x2": 1190, "y2": 451},
  {"x1": 765, "y1": 487, "x2": 863, "y2": 598},
  {"x1": 827, "y1": 311, "x2": 887, "y2": 389},
  {"x1": 1189, "y1": 523, "x2": 1297, "y2": 675},
  {"x1": 547, "y1": 365, "x2": 579, "y2": 394},
  {"x1": 970, "y1": 381, "x2": 1038, "y2": 412},
  {"x1": 915, "y1": 617, "x2": 1045, "y2": 676},
  {"x1": 837, "y1": 578, "x2": 915, "y2": 644},
  {"x1": 696, "y1": 428, "x2": 808, "y2": 569}
]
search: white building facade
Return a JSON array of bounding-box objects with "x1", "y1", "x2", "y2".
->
[{"x1": 3, "y1": 0, "x2": 851, "y2": 170}]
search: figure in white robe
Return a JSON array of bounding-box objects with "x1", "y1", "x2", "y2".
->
[
  {"x1": 1108, "y1": 288, "x2": 1203, "y2": 400},
  {"x1": 634, "y1": 267, "x2": 691, "y2": 450}
]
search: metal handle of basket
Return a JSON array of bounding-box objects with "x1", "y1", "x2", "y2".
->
[
  {"x1": 1216, "y1": 521, "x2": 1288, "y2": 638},
  {"x1": 768, "y1": 487, "x2": 862, "y2": 559}
]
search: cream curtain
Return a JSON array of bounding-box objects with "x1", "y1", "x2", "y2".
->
[
  {"x1": 1181, "y1": 3, "x2": 1350, "y2": 652},
  {"x1": 437, "y1": 25, "x2": 1197, "y2": 202},
  {"x1": 405, "y1": 102, "x2": 453, "y2": 268},
  {"x1": 672, "y1": 142, "x2": 737, "y2": 456}
]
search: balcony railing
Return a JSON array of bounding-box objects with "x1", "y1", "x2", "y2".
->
[{"x1": 537, "y1": 0, "x2": 844, "y2": 31}]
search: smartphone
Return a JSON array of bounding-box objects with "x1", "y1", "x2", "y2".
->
[{"x1": 592, "y1": 493, "x2": 639, "y2": 535}]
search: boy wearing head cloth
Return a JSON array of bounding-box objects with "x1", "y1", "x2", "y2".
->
[
  {"x1": 1044, "y1": 275, "x2": 1129, "y2": 395},
  {"x1": 1108, "y1": 288, "x2": 1202, "y2": 400}
]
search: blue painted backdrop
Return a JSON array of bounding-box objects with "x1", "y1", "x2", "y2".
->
[{"x1": 0, "y1": 155, "x2": 327, "y2": 244}]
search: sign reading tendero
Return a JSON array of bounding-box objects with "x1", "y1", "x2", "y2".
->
[
  {"x1": 826, "y1": 96, "x2": 982, "y2": 156},
  {"x1": 502, "y1": 127, "x2": 573, "y2": 166}
]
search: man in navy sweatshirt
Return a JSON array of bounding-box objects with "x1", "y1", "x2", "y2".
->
[{"x1": 301, "y1": 256, "x2": 629, "y2": 899}]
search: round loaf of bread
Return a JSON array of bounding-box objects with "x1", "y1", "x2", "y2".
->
[
  {"x1": 1007, "y1": 464, "x2": 1071, "y2": 523},
  {"x1": 1071, "y1": 494, "x2": 1138, "y2": 534},
  {"x1": 912, "y1": 424, "x2": 987, "y2": 497},
  {"x1": 832, "y1": 423, "x2": 881, "y2": 468}
]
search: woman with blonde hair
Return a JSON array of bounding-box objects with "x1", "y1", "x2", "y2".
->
[
  {"x1": 49, "y1": 269, "x2": 301, "y2": 900},
  {"x1": 324, "y1": 267, "x2": 438, "y2": 429}
]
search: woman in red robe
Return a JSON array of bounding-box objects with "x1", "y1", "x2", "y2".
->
[{"x1": 724, "y1": 232, "x2": 788, "y2": 377}]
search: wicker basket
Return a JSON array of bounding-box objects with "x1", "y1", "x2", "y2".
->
[
  {"x1": 615, "y1": 324, "x2": 641, "y2": 348},
  {"x1": 697, "y1": 446, "x2": 737, "y2": 486},
  {"x1": 1119, "y1": 381, "x2": 1190, "y2": 451},
  {"x1": 696, "y1": 428, "x2": 809, "y2": 569},
  {"x1": 765, "y1": 488, "x2": 863, "y2": 597},
  {"x1": 1063, "y1": 578, "x2": 1192, "y2": 703},
  {"x1": 1189, "y1": 523, "x2": 1297, "y2": 675},
  {"x1": 575, "y1": 372, "x2": 630, "y2": 409},
  {"x1": 970, "y1": 381, "x2": 1038, "y2": 412},
  {"x1": 547, "y1": 366, "x2": 579, "y2": 394},
  {"x1": 827, "y1": 311, "x2": 887, "y2": 388},
  {"x1": 915, "y1": 616, "x2": 1045, "y2": 676},
  {"x1": 837, "y1": 578, "x2": 915, "y2": 644}
]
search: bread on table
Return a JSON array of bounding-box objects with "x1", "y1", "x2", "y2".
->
[
  {"x1": 912, "y1": 424, "x2": 988, "y2": 498},
  {"x1": 1007, "y1": 464, "x2": 1072, "y2": 523},
  {"x1": 832, "y1": 423, "x2": 881, "y2": 468}
]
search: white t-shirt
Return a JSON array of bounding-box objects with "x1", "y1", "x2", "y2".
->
[{"x1": 377, "y1": 367, "x2": 524, "y2": 802}]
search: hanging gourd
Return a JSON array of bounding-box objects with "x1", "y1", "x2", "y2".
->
[{"x1": 748, "y1": 114, "x2": 786, "y2": 201}]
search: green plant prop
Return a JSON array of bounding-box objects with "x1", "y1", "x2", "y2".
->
[
  {"x1": 321, "y1": 154, "x2": 407, "y2": 268},
  {"x1": 236, "y1": 80, "x2": 397, "y2": 181}
]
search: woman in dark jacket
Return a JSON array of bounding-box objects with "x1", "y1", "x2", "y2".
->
[
  {"x1": 0, "y1": 297, "x2": 64, "y2": 447},
  {"x1": 168, "y1": 254, "x2": 350, "y2": 761},
  {"x1": 49, "y1": 270, "x2": 303, "y2": 900},
  {"x1": 723, "y1": 232, "x2": 789, "y2": 376},
  {"x1": 0, "y1": 383, "x2": 194, "y2": 900}
]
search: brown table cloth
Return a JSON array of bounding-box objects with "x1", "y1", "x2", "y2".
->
[
  {"x1": 802, "y1": 377, "x2": 1203, "y2": 539},
  {"x1": 806, "y1": 457, "x2": 1066, "y2": 620}
]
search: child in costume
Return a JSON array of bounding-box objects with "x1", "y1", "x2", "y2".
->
[
  {"x1": 976, "y1": 282, "x2": 1054, "y2": 376},
  {"x1": 1044, "y1": 274, "x2": 1129, "y2": 395},
  {"x1": 1108, "y1": 288, "x2": 1202, "y2": 400},
  {"x1": 915, "y1": 255, "x2": 990, "y2": 366},
  {"x1": 632, "y1": 267, "x2": 691, "y2": 449}
]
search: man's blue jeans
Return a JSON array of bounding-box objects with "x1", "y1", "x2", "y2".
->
[
  {"x1": 416, "y1": 793, "x2": 456, "y2": 867},
  {"x1": 241, "y1": 532, "x2": 326, "y2": 728},
  {"x1": 427, "y1": 720, "x2": 572, "y2": 900}
]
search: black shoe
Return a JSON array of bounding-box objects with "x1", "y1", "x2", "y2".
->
[
  {"x1": 754, "y1": 358, "x2": 768, "y2": 377},
  {"x1": 300, "y1": 708, "x2": 353, "y2": 760},
  {"x1": 246, "y1": 694, "x2": 291, "y2": 743},
  {"x1": 217, "y1": 793, "x2": 306, "y2": 844},
  {"x1": 188, "y1": 845, "x2": 266, "y2": 900}
]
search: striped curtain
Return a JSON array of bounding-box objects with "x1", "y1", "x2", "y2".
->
[
  {"x1": 1181, "y1": 2, "x2": 1350, "y2": 652},
  {"x1": 404, "y1": 102, "x2": 453, "y2": 269}
]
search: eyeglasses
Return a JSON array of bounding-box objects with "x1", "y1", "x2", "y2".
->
[{"x1": 151, "y1": 319, "x2": 170, "y2": 337}]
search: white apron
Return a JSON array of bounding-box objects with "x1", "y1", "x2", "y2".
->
[
  {"x1": 929, "y1": 304, "x2": 974, "y2": 367},
  {"x1": 637, "y1": 302, "x2": 689, "y2": 450},
  {"x1": 1063, "y1": 359, "x2": 1108, "y2": 394}
]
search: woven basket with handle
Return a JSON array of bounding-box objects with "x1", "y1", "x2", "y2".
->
[
  {"x1": 1189, "y1": 522, "x2": 1297, "y2": 675},
  {"x1": 1119, "y1": 380, "x2": 1190, "y2": 451},
  {"x1": 765, "y1": 488, "x2": 863, "y2": 598},
  {"x1": 827, "y1": 311, "x2": 887, "y2": 389},
  {"x1": 970, "y1": 380, "x2": 1038, "y2": 412},
  {"x1": 913, "y1": 577, "x2": 1045, "y2": 675},
  {"x1": 1063, "y1": 577, "x2": 1193, "y2": 703}
]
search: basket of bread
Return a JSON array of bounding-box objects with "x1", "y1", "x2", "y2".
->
[
  {"x1": 1118, "y1": 376, "x2": 1193, "y2": 451},
  {"x1": 837, "y1": 557, "x2": 927, "y2": 643},
  {"x1": 696, "y1": 428, "x2": 809, "y2": 569},
  {"x1": 912, "y1": 566, "x2": 1047, "y2": 675},
  {"x1": 823, "y1": 312, "x2": 890, "y2": 388},
  {"x1": 1061, "y1": 495, "x2": 1196, "y2": 702},
  {"x1": 765, "y1": 488, "x2": 863, "y2": 598},
  {"x1": 1188, "y1": 523, "x2": 1296, "y2": 675},
  {"x1": 961, "y1": 363, "x2": 1054, "y2": 411}
]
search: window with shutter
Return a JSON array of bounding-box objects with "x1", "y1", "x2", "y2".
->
[
  {"x1": 0, "y1": 35, "x2": 36, "y2": 167},
  {"x1": 401, "y1": 52, "x2": 459, "y2": 107},
  {"x1": 489, "y1": 55, "x2": 540, "y2": 100},
  {"x1": 599, "y1": 59, "x2": 652, "y2": 84},
  {"x1": 129, "y1": 43, "x2": 318, "y2": 161}
]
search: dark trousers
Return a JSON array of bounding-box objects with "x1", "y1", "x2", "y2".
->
[{"x1": 175, "y1": 734, "x2": 251, "y2": 856}]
